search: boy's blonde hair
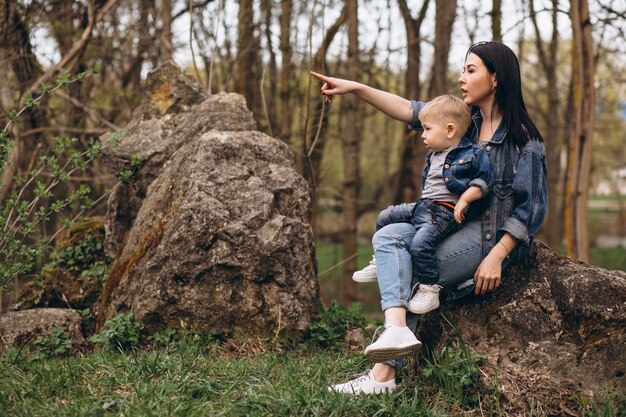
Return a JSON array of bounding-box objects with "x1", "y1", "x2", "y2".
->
[{"x1": 419, "y1": 95, "x2": 471, "y2": 139}]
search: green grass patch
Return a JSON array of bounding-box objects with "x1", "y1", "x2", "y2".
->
[
  {"x1": 0, "y1": 334, "x2": 493, "y2": 416},
  {"x1": 3, "y1": 337, "x2": 622, "y2": 416},
  {"x1": 2, "y1": 317, "x2": 623, "y2": 416}
]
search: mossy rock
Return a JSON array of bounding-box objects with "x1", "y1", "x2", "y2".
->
[
  {"x1": 13, "y1": 216, "x2": 111, "y2": 335},
  {"x1": 56, "y1": 216, "x2": 106, "y2": 249}
]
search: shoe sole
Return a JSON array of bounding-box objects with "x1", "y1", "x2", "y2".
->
[
  {"x1": 329, "y1": 386, "x2": 396, "y2": 395},
  {"x1": 352, "y1": 275, "x2": 378, "y2": 283},
  {"x1": 407, "y1": 303, "x2": 439, "y2": 314},
  {"x1": 365, "y1": 342, "x2": 422, "y2": 363}
]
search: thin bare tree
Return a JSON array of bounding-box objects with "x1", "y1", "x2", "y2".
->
[
  {"x1": 260, "y1": 0, "x2": 278, "y2": 134},
  {"x1": 528, "y1": 0, "x2": 564, "y2": 248},
  {"x1": 492, "y1": 0, "x2": 502, "y2": 41},
  {"x1": 428, "y1": 0, "x2": 457, "y2": 98},
  {"x1": 304, "y1": 5, "x2": 348, "y2": 229},
  {"x1": 278, "y1": 0, "x2": 294, "y2": 144},
  {"x1": 564, "y1": 0, "x2": 595, "y2": 261},
  {"x1": 395, "y1": 0, "x2": 430, "y2": 204},
  {"x1": 341, "y1": 0, "x2": 361, "y2": 302},
  {"x1": 160, "y1": 0, "x2": 174, "y2": 61},
  {"x1": 235, "y1": 0, "x2": 261, "y2": 120}
]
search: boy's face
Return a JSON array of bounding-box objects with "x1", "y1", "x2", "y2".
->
[{"x1": 420, "y1": 118, "x2": 457, "y2": 152}]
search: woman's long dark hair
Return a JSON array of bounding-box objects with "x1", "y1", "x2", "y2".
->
[{"x1": 466, "y1": 41, "x2": 544, "y2": 147}]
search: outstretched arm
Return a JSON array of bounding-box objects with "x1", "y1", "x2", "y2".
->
[{"x1": 309, "y1": 71, "x2": 414, "y2": 123}]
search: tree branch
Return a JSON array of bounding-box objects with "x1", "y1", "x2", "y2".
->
[
  {"x1": 20, "y1": 0, "x2": 120, "y2": 104},
  {"x1": 173, "y1": 0, "x2": 216, "y2": 20}
]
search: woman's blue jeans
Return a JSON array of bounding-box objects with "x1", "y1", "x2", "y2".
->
[{"x1": 371, "y1": 220, "x2": 483, "y2": 369}]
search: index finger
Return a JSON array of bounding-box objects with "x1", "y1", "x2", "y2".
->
[{"x1": 309, "y1": 70, "x2": 332, "y2": 83}]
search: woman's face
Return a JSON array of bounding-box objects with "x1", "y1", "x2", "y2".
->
[{"x1": 458, "y1": 53, "x2": 497, "y2": 107}]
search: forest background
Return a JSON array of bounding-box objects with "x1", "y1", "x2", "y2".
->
[{"x1": 0, "y1": 0, "x2": 625, "y2": 312}]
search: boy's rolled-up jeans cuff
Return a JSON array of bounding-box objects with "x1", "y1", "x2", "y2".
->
[{"x1": 380, "y1": 300, "x2": 409, "y2": 311}]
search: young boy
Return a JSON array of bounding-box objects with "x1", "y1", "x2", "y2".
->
[{"x1": 355, "y1": 95, "x2": 492, "y2": 316}]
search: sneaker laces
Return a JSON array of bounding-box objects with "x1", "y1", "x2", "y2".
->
[
  {"x1": 349, "y1": 372, "x2": 372, "y2": 386},
  {"x1": 370, "y1": 325, "x2": 388, "y2": 345},
  {"x1": 363, "y1": 255, "x2": 376, "y2": 270},
  {"x1": 411, "y1": 284, "x2": 439, "y2": 302}
]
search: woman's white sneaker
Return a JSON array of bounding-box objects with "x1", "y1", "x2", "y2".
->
[
  {"x1": 407, "y1": 284, "x2": 441, "y2": 314},
  {"x1": 352, "y1": 255, "x2": 377, "y2": 282},
  {"x1": 364, "y1": 324, "x2": 421, "y2": 363},
  {"x1": 329, "y1": 370, "x2": 396, "y2": 395}
]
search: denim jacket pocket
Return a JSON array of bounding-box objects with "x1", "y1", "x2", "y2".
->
[
  {"x1": 492, "y1": 184, "x2": 515, "y2": 216},
  {"x1": 451, "y1": 155, "x2": 475, "y2": 176}
]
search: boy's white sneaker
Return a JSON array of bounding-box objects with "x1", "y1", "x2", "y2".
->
[
  {"x1": 407, "y1": 284, "x2": 441, "y2": 314},
  {"x1": 364, "y1": 324, "x2": 421, "y2": 363},
  {"x1": 352, "y1": 255, "x2": 377, "y2": 283},
  {"x1": 329, "y1": 370, "x2": 396, "y2": 395}
]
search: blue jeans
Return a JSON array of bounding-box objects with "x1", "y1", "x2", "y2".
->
[
  {"x1": 371, "y1": 221, "x2": 483, "y2": 369},
  {"x1": 376, "y1": 200, "x2": 459, "y2": 286}
]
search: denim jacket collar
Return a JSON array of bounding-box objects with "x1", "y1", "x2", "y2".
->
[
  {"x1": 456, "y1": 135, "x2": 475, "y2": 149},
  {"x1": 470, "y1": 106, "x2": 507, "y2": 144}
]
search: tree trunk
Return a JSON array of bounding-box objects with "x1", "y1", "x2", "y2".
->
[
  {"x1": 278, "y1": 0, "x2": 293, "y2": 144},
  {"x1": 304, "y1": 6, "x2": 348, "y2": 228},
  {"x1": 529, "y1": 0, "x2": 563, "y2": 248},
  {"x1": 342, "y1": 0, "x2": 361, "y2": 302},
  {"x1": 235, "y1": 0, "x2": 261, "y2": 118},
  {"x1": 428, "y1": 0, "x2": 457, "y2": 98},
  {"x1": 0, "y1": 2, "x2": 45, "y2": 203},
  {"x1": 564, "y1": 0, "x2": 595, "y2": 262},
  {"x1": 260, "y1": 0, "x2": 278, "y2": 135},
  {"x1": 395, "y1": 0, "x2": 430, "y2": 204},
  {"x1": 491, "y1": 0, "x2": 502, "y2": 42},
  {"x1": 160, "y1": 0, "x2": 173, "y2": 61}
]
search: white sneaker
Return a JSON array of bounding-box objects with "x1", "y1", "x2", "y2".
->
[
  {"x1": 364, "y1": 325, "x2": 421, "y2": 363},
  {"x1": 407, "y1": 284, "x2": 441, "y2": 314},
  {"x1": 329, "y1": 370, "x2": 396, "y2": 395},
  {"x1": 352, "y1": 255, "x2": 377, "y2": 283}
]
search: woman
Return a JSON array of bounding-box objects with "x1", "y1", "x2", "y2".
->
[{"x1": 311, "y1": 41, "x2": 548, "y2": 395}]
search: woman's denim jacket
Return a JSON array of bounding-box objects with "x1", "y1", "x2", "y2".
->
[
  {"x1": 409, "y1": 100, "x2": 548, "y2": 266},
  {"x1": 421, "y1": 136, "x2": 492, "y2": 198}
]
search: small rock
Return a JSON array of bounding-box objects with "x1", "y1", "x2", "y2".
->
[{"x1": 0, "y1": 308, "x2": 84, "y2": 355}]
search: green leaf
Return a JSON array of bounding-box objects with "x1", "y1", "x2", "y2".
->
[
  {"x1": 23, "y1": 95, "x2": 38, "y2": 108},
  {"x1": 56, "y1": 73, "x2": 71, "y2": 85}
]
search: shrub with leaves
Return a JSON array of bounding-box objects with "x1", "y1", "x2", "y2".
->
[
  {"x1": 0, "y1": 68, "x2": 101, "y2": 291},
  {"x1": 42, "y1": 225, "x2": 113, "y2": 284},
  {"x1": 90, "y1": 313, "x2": 144, "y2": 352},
  {"x1": 0, "y1": 66, "x2": 139, "y2": 293},
  {"x1": 308, "y1": 300, "x2": 367, "y2": 348},
  {"x1": 151, "y1": 328, "x2": 179, "y2": 348},
  {"x1": 30, "y1": 327, "x2": 73, "y2": 361}
]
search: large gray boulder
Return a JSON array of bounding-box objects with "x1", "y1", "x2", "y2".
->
[
  {"x1": 99, "y1": 61, "x2": 319, "y2": 336},
  {"x1": 100, "y1": 60, "x2": 256, "y2": 257},
  {"x1": 419, "y1": 241, "x2": 626, "y2": 411}
]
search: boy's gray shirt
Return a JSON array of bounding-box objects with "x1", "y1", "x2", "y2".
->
[{"x1": 421, "y1": 148, "x2": 458, "y2": 203}]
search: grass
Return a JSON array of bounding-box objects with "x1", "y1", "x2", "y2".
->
[
  {"x1": 0, "y1": 332, "x2": 456, "y2": 416},
  {"x1": 1, "y1": 330, "x2": 623, "y2": 417},
  {"x1": 2, "y1": 239, "x2": 625, "y2": 416}
]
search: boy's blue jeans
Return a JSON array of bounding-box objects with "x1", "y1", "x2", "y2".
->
[{"x1": 375, "y1": 199, "x2": 459, "y2": 293}]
